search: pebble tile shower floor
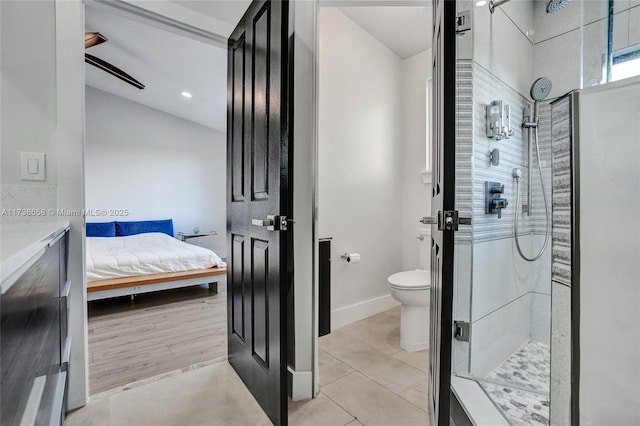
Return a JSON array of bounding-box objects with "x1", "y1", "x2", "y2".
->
[{"x1": 480, "y1": 341, "x2": 551, "y2": 425}]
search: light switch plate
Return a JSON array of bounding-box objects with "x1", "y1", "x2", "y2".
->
[{"x1": 20, "y1": 152, "x2": 46, "y2": 181}]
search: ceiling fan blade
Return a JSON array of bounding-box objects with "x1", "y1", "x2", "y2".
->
[
  {"x1": 85, "y1": 32, "x2": 107, "y2": 49},
  {"x1": 85, "y1": 54, "x2": 145, "y2": 90}
]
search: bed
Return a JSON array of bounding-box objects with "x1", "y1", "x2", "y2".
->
[{"x1": 86, "y1": 219, "x2": 227, "y2": 301}]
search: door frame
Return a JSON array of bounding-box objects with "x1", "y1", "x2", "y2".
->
[
  {"x1": 79, "y1": 0, "x2": 321, "y2": 406},
  {"x1": 303, "y1": 0, "x2": 448, "y2": 403},
  {"x1": 75, "y1": 0, "x2": 253, "y2": 407}
]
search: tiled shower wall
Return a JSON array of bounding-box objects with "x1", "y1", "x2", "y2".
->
[
  {"x1": 453, "y1": 59, "x2": 473, "y2": 374},
  {"x1": 549, "y1": 94, "x2": 573, "y2": 426},
  {"x1": 457, "y1": 62, "x2": 553, "y2": 377}
]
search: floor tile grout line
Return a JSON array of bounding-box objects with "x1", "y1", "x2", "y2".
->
[
  {"x1": 320, "y1": 370, "x2": 354, "y2": 388},
  {"x1": 331, "y1": 355, "x2": 425, "y2": 404},
  {"x1": 391, "y1": 353, "x2": 428, "y2": 374},
  {"x1": 319, "y1": 373, "x2": 361, "y2": 423},
  {"x1": 340, "y1": 355, "x2": 425, "y2": 397},
  {"x1": 395, "y1": 391, "x2": 429, "y2": 414}
]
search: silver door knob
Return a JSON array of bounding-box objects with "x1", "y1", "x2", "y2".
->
[
  {"x1": 252, "y1": 218, "x2": 274, "y2": 227},
  {"x1": 251, "y1": 215, "x2": 288, "y2": 231}
]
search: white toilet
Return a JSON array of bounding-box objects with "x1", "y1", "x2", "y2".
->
[{"x1": 387, "y1": 228, "x2": 431, "y2": 352}]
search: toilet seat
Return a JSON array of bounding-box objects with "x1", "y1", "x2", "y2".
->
[{"x1": 387, "y1": 269, "x2": 430, "y2": 290}]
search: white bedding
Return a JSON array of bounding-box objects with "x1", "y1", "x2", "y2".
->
[{"x1": 86, "y1": 232, "x2": 226, "y2": 281}]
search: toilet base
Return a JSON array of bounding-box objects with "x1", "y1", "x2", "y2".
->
[{"x1": 400, "y1": 304, "x2": 430, "y2": 353}]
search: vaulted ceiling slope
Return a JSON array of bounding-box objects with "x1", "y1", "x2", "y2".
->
[
  {"x1": 85, "y1": 2, "x2": 430, "y2": 132},
  {"x1": 85, "y1": 6, "x2": 228, "y2": 132},
  {"x1": 169, "y1": 0, "x2": 252, "y2": 26},
  {"x1": 336, "y1": 6, "x2": 432, "y2": 60}
]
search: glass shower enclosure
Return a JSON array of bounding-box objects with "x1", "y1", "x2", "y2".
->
[{"x1": 449, "y1": 0, "x2": 635, "y2": 424}]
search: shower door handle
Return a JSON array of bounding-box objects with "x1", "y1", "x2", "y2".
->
[{"x1": 419, "y1": 216, "x2": 438, "y2": 225}]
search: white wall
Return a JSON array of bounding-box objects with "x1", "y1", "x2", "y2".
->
[
  {"x1": 85, "y1": 87, "x2": 226, "y2": 257},
  {"x1": 56, "y1": 0, "x2": 88, "y2": 409},
  {"x1": 578, "y1": 77, "x2": 640, "y2": 426},
  {"x1": 1, "y1": 0, "x2": 58, "y2": 209},
  {"x1": 401, "y1": 50, "x2": 432, "y2": 271},
  {"x1": 1, "y1": 0, "x2": 88, "y2": 409},
  {"x1": 289, "y1": 0, "x2": 317, "y2": 399},
  {"x1": 319, "y1": 7, "x2": 403, "y2": 329}
]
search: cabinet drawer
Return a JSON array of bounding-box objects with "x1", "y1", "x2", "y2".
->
[
  {"x1": 57, "y1": 231, "x2": 68, "y2": 294},
  {"x1": 1, "y1": 242, "x2": 60, "y2": 425}
]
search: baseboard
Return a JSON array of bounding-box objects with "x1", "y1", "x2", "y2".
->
[
  {"x1": 287, "y1": 367, "x2": 313, "y2": 401},
  {"x1": 331, "y1": 294, "x2": 399, "y2": 330}
]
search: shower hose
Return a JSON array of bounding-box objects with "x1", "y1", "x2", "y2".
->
[{"x1": 514, "y1": 125, "x2": 551, "y2": 262}]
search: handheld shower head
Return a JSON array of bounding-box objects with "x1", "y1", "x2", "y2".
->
[
  {"x1": 546, "y1": 0, "x2": 571, "y2": 13},
  {"x1": 530, "y1": 77, "x2": 552, "y2": 102}
]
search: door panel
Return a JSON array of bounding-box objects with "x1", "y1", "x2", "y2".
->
[
  {"x1": 231, "y1": 36, "x2": 246, "y2": 202},
  {"x1": 252, "y1": 238, "x2": 269, "y2": 366},
  {"x1": 231, "y1": 234, "x2": 246, "y2": 340},
  {"x1": 227, "y1": 1, "x2": 290, "y2": 425},
  {"x1": 429, "y1": 0, "x2": 456, "y2": 425},
  {"x1": 252, "y1": 5, "x2": 271, "y2": 201}
]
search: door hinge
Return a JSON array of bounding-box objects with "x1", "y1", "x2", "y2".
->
[
  {"x1": 454, "y1": 321, "x2": 470, "y2": 342},
  {"x1": 420, "y1": 211, "x2": 472, "y2": 231},
  {"x1": 456, "y1": 10, "x2": 471, "y2": 33}
]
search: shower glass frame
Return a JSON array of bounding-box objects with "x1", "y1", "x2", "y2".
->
[{"x1": 450, "y1": 0, "x2": 616, "y2": 423}]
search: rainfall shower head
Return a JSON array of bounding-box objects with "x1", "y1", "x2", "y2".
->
[
  {"x1": 491, "y1": 0, "x2": 570, "y2": 14},
  {"x1": 530, "y1": 77, "x2": 552, "y2": 102},
  {"x1": 546, "y1": 0, "x2": 571, "y2": 13}
]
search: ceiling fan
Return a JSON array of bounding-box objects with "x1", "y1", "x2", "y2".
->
[{"x1": 84, "y1": 32, "x2": 145, "y2": 90}]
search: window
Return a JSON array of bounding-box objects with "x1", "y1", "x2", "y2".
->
[{"x1": 612, "y1": 44, "x2": 640, "y2": 82}]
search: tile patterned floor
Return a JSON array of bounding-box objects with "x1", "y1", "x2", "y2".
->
[
  {"x1": 481, "y1": 341, "x2": 551, "y2": 426},
  {"x1": 65, "y1": 362, "x2": 271, "y2": 426},
  {"x1": 480, "y1": 382, "x2": 550, "y2": 426},
  {"x1": 68, "y1": 305, "x2": 429, "y2": 425},
  {"x1": 485, "y1": 341, "x2": 550, "y2": 393},
  {"x1": 290, "y1": 307, "x2": 430, "y2": 425}
]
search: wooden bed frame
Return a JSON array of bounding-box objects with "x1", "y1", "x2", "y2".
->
[{"x1": 87, "y1": 267, "x2": 227, "y2": 301}]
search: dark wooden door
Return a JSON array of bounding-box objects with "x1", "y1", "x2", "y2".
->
[
  {"x1": 227, "y1": 1, "x2": 290, "y2": 425},
  {"x1": 429, "y1": 0, "x2": 456, "y2": 424}
]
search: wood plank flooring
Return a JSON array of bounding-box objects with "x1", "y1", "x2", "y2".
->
[{"x1": 88, "y1": 284, "x2": 227, "y2": 395}]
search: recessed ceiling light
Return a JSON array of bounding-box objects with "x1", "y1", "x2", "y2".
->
[
  {"x1": 476, "y1": 0, "x2": 487, "y2": 6},
  {"x1": 181, "y1": 91, "x2": 192, "y2": 98}
]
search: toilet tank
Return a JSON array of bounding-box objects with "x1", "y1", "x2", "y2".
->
[{"x1": 417, "y1": 227, "x2": 432, "y2": 271}]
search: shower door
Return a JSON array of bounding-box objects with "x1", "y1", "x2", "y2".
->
[{"x1": 428, "y1": 0, "x2": 458, "y2": 424}]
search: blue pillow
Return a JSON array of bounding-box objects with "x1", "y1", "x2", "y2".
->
[
  {"x1": 115, "y1": 219, "x2": 174, "y2": 237},
  {"x1": 86, "y1": 221, "x2": 116, "y2": 237}
]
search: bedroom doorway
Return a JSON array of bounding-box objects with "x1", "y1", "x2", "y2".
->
[{"x1": 82, "y1": 1, "x2": 241, "y2": 396}]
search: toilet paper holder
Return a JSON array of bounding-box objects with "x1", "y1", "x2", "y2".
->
[{"x1": 340, "y1": 253, "x2": 360, "y2": 263}]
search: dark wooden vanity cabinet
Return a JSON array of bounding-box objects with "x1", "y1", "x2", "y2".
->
[{"x1": 1, "y1": 229, "x2": 70, "y2": 426}]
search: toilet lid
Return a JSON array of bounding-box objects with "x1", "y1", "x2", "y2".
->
[{"x1": 388, "y1": 269, "x2": 431, "y2": 289}]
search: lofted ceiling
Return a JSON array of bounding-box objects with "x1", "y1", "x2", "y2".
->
[
  {"x1": 336, "y1": 6, "x2": 432, "y2": 59},
  {"x1": 169, "y1": 0, "x2": 253, "y2": 26},
  {"x1": 84, "y1": 6, "x2": 228, "y2": 131},
  {"x1": 84, "y1": 3, "x2": 431, "y2": 132}
]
